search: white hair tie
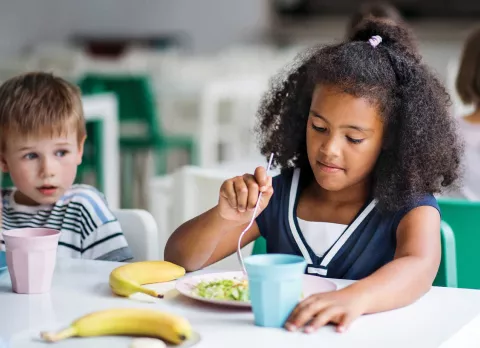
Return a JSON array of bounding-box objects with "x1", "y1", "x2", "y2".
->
[{"x1": 368, "y1": 35, "x2": 382, "y2": 48}]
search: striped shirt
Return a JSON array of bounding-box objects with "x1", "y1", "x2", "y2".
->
[{"x1": 0, "y1": 185, "x2": 132, "y2": 262}]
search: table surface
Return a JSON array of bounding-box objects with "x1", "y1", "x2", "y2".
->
[{"x1": 0, "y1": 258, "x2": 479, "y2": 348}]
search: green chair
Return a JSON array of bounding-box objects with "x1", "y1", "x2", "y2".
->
[
  {"x1": 437, "y1": 198, "x2": 480, "y2": 289},
  {"x1": 433, "y1": 221, "x2": 458, "y2": 288},
  {"x1": 77, "y1": 74, "x2": 197, "y2": 175},
  {"x1": 78, "y1": 74, "x2": 197, "y2": 207},
  {"x1": 251, "y1": 236, "x2": 267, "y2": 256},
  {"x1": 75, "y1": 119, "x2": 104, "y2": 191},
  {"x1": 1, "y1": 173, "x2": 14, "y2": 188},
  {"x1": 251, "y1": 220, "x2": 458, "y2": 288}
]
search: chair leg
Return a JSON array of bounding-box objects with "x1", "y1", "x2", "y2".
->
[
  {"x1": 133, "y1": 150, "x2": 153, "y2": 210},
  {"x1": 154, "y1": 150, "x2": 168, "y2": 175},
  {"x1": 152, "y1": 144, "x2": 196, "y2": 176},
  {"x1": 121, "y1": 151, "x2": 134, "y2": 209},
  {"x1": 189, "y1": 143, "x2": 199, "y2": 166},
  {"x1": 91, "y1": 119, "x2": 105, "y2": 192}
]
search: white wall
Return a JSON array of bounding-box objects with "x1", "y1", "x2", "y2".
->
[
  {"x1": 0, "y1": 0, "x2": 51, "y2": 55},
  {"x1": 0, "y1": 0, "x2": 271, "y2": 56}
]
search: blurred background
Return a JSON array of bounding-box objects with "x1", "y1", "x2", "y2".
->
[{"x1": 0, "y1": 0, "x2": 478, "y2": 262}]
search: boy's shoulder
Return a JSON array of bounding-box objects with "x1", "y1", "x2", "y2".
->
[
  {"x1": 56, "y1": 185, "x2": 115, "y2": 223},
  {"x1": 59, "y1": 184, "x2": 107, "y2": 204}
]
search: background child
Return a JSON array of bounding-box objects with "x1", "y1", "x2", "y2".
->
[
  {"x1": 454, "y1": 26, "x2": 480, "y2": 200},
  {"x1": 0, "y1": 72, "x2": 132, "y2": 262},
  {"x1": 346, "y1": 1, "x2": 406, "y2": 38},
  {"x1": 165, "y1": 18, "x2": 463, "y2": 333},
  {"x1": 346, "y1": 1, "x2": 418, "y2": 54}
]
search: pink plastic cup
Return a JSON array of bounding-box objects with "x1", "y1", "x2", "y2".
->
[{"x1": 2, "y1": 228, "x2": 60, "y2": 294}]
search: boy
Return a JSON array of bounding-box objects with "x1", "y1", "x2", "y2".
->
[{"x1": 0, "y1": 72, "x2": 132, "y2": 262}]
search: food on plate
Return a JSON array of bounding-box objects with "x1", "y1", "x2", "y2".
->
[{"x1": 193, "y1": 278, "x2": 249, "y2": 301}]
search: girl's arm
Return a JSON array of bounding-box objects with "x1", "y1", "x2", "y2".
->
[
  {"x1": 349, "y1": 205, "x2": 441, "y2": 310},
  {"x1": 164, "y1": 167, "x2": 273, "y2": 271},
  {"x1": 286, "y1": 205, "x2": 441, "y2": 333},
  {"x1": 164, "y1": 207, "x2": 261, "y2": 272}
]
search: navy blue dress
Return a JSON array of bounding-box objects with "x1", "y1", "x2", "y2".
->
[{"x1": 256, "y1": 168, "x2": 440, "y2": 280}]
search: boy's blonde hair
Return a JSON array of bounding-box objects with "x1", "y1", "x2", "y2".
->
[
  {"x1": 0, "y1": 72, "x2": 86, "y2": 152},
  {"x1": 456, "y1": 26, "x2": 480, "y2": 105}
]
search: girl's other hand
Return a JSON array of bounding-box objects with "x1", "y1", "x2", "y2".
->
[{"x1": 285, "y1": 287, "x2": 369, "y2": 334}]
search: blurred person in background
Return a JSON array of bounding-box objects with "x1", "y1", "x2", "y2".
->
[
  {"x1": 454, "y1": 27, "x2": 480, "y2": 200},
  {"x1": 346, "y1": 1, "x2": 418, "y2": 54},
  {"x1": 347, "y1": 1, "x2": 406, "y2": 38}
]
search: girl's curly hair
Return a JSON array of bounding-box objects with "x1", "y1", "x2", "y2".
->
[{"x1": 256, "y1": 18, "x2": 463, "y2": 211}]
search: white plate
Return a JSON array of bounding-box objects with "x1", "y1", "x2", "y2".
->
[{"x1": 175, "y1": 271, "x2": 337, "y2": 308}]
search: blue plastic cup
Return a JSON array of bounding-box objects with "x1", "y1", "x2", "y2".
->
[
  {"x1": 0, "y1": 251, "x2": 6, "y2": 273},
  {"x1": 245, "y1": 254, "x2": 307, "y2": 328}
]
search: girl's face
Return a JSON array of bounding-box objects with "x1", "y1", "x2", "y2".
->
[{"x1": 306, "y1": 84, "x2": 384, "y2": 193}]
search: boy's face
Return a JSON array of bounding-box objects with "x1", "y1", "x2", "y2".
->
[{"x1": 1, "y1": 130, "x2": 85, "y2": 206}]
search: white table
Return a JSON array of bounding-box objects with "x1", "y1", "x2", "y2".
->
[
  {"x1": 82, "y1": 93, "x2": 119, "y2": 210},
  {"x1": 0, "y1": 259, "x2": 480, "y2": 348}
]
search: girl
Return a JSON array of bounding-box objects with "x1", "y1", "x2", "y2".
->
[{"x1": 165, "y1": 19, "x2": 462, "y2": 333}]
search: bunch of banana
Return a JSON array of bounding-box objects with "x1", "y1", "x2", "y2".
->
[
  {"x1": 40, "y1": 308, "x2": 192, "y2": 345},
  {"x1": 109, "y1": 261, "x2": 186, "y2": 299}
]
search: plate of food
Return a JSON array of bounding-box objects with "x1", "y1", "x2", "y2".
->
[{"x1": 175, "y1": 271, "x2": 337, "y2": 308}]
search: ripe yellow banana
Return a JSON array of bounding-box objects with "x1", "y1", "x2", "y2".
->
[
  {"x1": 41, "y1": 308, "x2": 192, "y2": 345},
  {"x1": 109, "y1": 261, "x2": 186, "y2": 298}
]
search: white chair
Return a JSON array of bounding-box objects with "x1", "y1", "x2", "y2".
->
[
  {"x1": 148, "y1": 158, "x2": 277, "y2": 264},
  {"x1": 168, "y1": 165, "x2": 256, "y2": 271},
  {"x1": 148, "y1": 168, "x2": 227, "y2": 261},
  {"x1": 148, "y1": 175, "x2": 173, "y2": 258},
  {"x1": 149, "y1": 165, "x2": 258, "y2": 269},
  {"x1": 198, "y1": 75, "x2": 269, "y2": 167},
  {"x1": 169, "y1": 166, "x2": 234, "y2": 230},
  {"x1": 114, "y1": 209, "x2": 160, "y2": 261}
]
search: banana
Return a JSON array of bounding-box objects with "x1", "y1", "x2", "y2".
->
[
  {"x1": 40, "y1": 308, "x2": 192, "y2": 345},
  {"x1": 109, "y1": 261, "x2": 186, "y2": 299}
]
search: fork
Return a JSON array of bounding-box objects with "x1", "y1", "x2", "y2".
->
[{"x1": 237, "y1": 153, "x2": 274, "y2": 276}]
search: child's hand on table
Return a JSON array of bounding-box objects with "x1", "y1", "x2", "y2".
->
[{"x1": 285, "y1": 286, "x2": 369, "y2": 334}]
